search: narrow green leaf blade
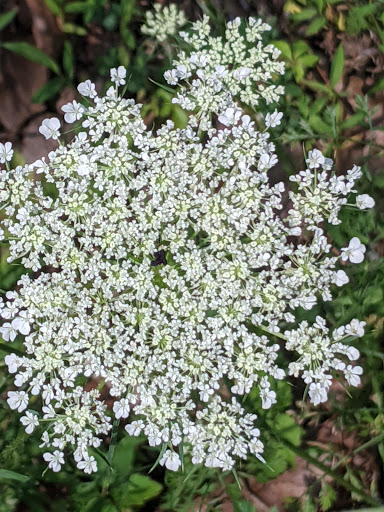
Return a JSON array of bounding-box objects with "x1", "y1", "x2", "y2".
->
[
  {"x1": 31, "y1": 76, "x2": 67, "y2": 104},
  {"x1": 0, "y1": 469, "x2": 29, "y2": 483},
  {"x1": 0, "y1": 9, "x2": 18, "y2": 31},
  {"x1": 62, "y1": 41, "x2": 74, "y2": 79},
  {"x1": 330, "y1": 44, "x2": 344, "y2": 89},
  {"x1": 2, "y1": 42, "x2": 60, "y2": 74}
]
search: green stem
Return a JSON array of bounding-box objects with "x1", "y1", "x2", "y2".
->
[
  {"x1": 332, "y1": 432, "x2": 384, "y2": 472},
  {"x1": 107, "y1": 418, "x2": 120, "y2": 465}
]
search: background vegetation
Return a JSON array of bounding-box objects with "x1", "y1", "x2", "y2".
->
[{"x1": 0, "y1": 0, "x2": 384, "y2": 510}]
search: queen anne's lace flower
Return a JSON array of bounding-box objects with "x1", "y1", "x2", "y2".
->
[
  {"x1": 142, "y1": 3, "x2": 187, "y2": 42},
  {"x1": 0, "y1": 7, "x2": 373, "y2": 474}
]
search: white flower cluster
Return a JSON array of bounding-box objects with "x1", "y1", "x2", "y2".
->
[
  {"x1": 0, "y1": 9, "x2": 373, "y2": 474},
  {"x1": 142, "y1": 3, "x2": 187, "y2": 42},
  {"x1": 164, "y1": 16, "x2": 284, "y2": 131}
]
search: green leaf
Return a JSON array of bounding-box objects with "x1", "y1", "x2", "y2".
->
[
  {"x1": 0, "y1": 344, "x2": 26, "y2": 357},
  {"x1": 347, "y1": 4, "x2": 378, "y2": 34},
  {"x1": 374, "y1": 172, "x2": 384, "y2": 189},
  {"x1": 330, "y1": 44, "x2": 344, "y2": 89},
  {"x1": 309, "y1": 115, "x2": 333, "y2": 135},
  {"x1": 274, "y1": 413, "x2": 303, "y2": 446},
  {"x1": 148, "y1": 77, "x2": 176, "y2": 94},
  {"x1": 0, "y1": 469, "x2": 29, "y2": 483},
  {"x1": 2, "y1": 42, "x2": 60, "y2": 74},
  {"x1": 62, "y1": 23, "x2": 87, "y2": 36},
  {"x1": 111, "y1": 473, "x2": 162, "y2": 507},
  {"x1": 293, "y1": 62, "x2": 305, "y2": 81},
  {"x1": 291, "y1": 7, "x2": 317, "y2": 22},
  {"x1": 303, "y1": 79, "x2": 332, "y2": 94},
  {"x1": 271, "y1": 40, "x2": 292, "y2": 60},
  {"x1": 319, "y1": 482, "x2": 337, "y2": 511},
  {"x1": 0, "y1": 9, "x2": 18, "y2": 31},
  {"x1": 233, "y1": 500, "x2": 256, "y2": 512},
  {"x1": 44, "y1": 0, "x2": 62, "y2": 16},
  {"x1": 340, "y1": 111, "x2": 366, "y2": 130},
  {"x1": 292, "y1": 40, "x2": 310, "y2": 59},
  {"x1": 369, "y1": 77, "x2": 384, "y2": 95},
  {"x1": 121, "y1": 0, "x2": 135, "y2": 24},
  {"x1": 306, "y1": 17, "x2": 326, "y2": 35},
  {"x1": 64, "y1": 1, "x2": 89, "y2": 13},
  {"x1": 62, "y1": 41, "x2": 74, "y2": 79},
  {"x1": 298, "y1": 54, "x2": 319, "y2": 67},
  {"x1": 312, "y1": 97, "x2": 327, "y2": 113},
  {"x1": 31, "y1": 76, "x2": 67, "y2": 103},
  {"x1": 363, "y1": 287, "x2": 383, "y2": 306}
]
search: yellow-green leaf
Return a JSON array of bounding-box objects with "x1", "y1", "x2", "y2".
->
[{"x1": 330, "y1": 44, "x2": 344, "y2": 88}]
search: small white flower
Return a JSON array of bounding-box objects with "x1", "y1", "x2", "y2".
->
[
  {"x1": 77, "y1": 455, "x2": 98, "y2": 473},
  {"x1": 4, "y1": 353, "x2": 20, "y2": 373},
  {"x1": 356, "y1": 194, "x2": 375, "y2": 210},
  {"x1": 20, "y1": 411, "x2": 39, "y2": 434},
  {"x1": 0, "y1": 322, "x2": 17, "y2": 342},
  {"x1": 214, "y1": 65, "x2": 228, "y2": 78},
  {"x1": 39, "y1": 118, "x2": 61, "y2": 140},
  {"x1": 175, "y1": 65, "x2": 191, "y2": 80},
  {"x1": 345, "y1": 319, "x2": 366, "y2": 337},
  {"x1": 218, "y1": 107, "x2": 241, "y2": 126},
  {"x1": 62, "y1": 100, "x2": 85, "y2": 123},
  {"x1": 308, "y1": 382, "x2": 328, "y2": 406},
  {"x1": 265, "y1": 110, "x2": 283, "y2": 128},
  {"x1": 290, "y1": 227, "x2": 302, "y2": 236},
  {"x1": 346, "y1": 346, "x2": 360, "y2": 361},
  {"x1": 0, "y1": 142, "x2": 14, "y2": 163},
  {"x1": 11, "y1": 312, "x2": 31, "y2": 336},
  {"x1": 7, "y1": 390, "x2": 29, "y2": 412},
  {"x1": 113, "y1": 398, "x2": 130, "y2": 419},
  {"x1": 76, "y1": 155, "x2": 92, "y2": 177},
  {"x1": 110, "y1": 66, "x2": 126, "y2": 86},
  {"x1": 233, "y1": 67, "x2": 251, "y2": 81},
  {"x1": 160, "y1": 449, "x2": 182, "y2": 471},
  {"x1": 334, "y1": 270, "x2": 349, "y2": 287},
  {"x1": 258, "y1": 153, "x2": 278, "y2": 171},
  {"x1": 164, "y1": 69, "x2": 179, "y2": 85},
  {"x1": 32, "y1": 158, "x2": 49, "y2": 174},
  {"x1": 306, "y1": 149, "x2": 325, "y2": 169},
  {"x1": 301, "y1": 294, "x2": 317, "y2": 310},
  {"x1": 341, "y1": 237, "x2": 366, "y2": 264},
  {"x1": 344, "y1": 365, "x2": 363, "y2": 387},
  {"x1": 260, "y1": 388, "x2": 276, "y2": 409},
  {"x1": 77, "y1": 80, "x2": 97, "y2": 98},
  {"x1": 43, "y1": 450, "x2": 64, "y2": 472}
]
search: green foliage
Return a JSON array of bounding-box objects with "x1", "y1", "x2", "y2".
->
[
  {"x1": 273, "y1": 39, "x2": 319, "y2": 82},
  {"x1": 1, "y1": 42, "x2": 60, "y2": 74},
  {"x1": 0, "y1": 9, "x2": 18, "y2": 31},
  {"x1": 0, "y1": 469, "x2": 29, "y2": 483},
  {"x1": 329, "y1": 43, "x2": 344, "y2": 88}
]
